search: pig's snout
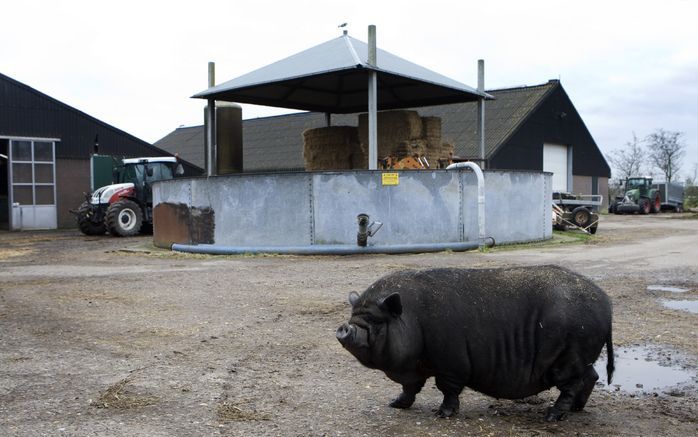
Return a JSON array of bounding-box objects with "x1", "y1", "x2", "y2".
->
[{"x1": 336, "y1": 323, "x2": 356, "y2": 345}]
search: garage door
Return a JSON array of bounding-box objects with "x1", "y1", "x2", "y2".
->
[{"x1": 543, "y1": 143, "x2": 569, "y2": 192}]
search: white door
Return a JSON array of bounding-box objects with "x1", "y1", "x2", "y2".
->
[
  {"x1": 543, "y1": 143, "x2": 569, "y2": 192},
  {"x1": 9, "y1": 139, "x2": 57, "y2": 230}
]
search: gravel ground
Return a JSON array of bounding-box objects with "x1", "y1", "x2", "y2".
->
[{"x1": 0, "y1": 213, "x2": 696, "y2": 436}]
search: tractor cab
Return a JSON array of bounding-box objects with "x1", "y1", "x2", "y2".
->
[
  {"x1": 115, "y1": 157, "x2": 183, "y2": 205},
  {"x1": 624, "y1": 177, "x2": 653, "y2": 194}
]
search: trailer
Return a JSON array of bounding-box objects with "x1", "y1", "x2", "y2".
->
[
  {"x1": 552, "y1": 192, "x2": 601, "y2": 234},
  {"x1": 654, "y1": 181, "x2": 684, "y2": 212}
]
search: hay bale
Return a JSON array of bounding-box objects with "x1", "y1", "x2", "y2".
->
[
  {"x1": 394, "y1": 139, "x2": 428, "y2": 158},
  {"x1": 351, "y1": 141, "x2": 368, "y2": 169},
  {"x1": 358, "y1": 110, "x2": 423, "y2": 157},
  {"x1": 422, "y1": 116, "x2": 443, "y2": 162},
  {"x1": 303, "y1": 126, "x2": 360, "y2": 170}
]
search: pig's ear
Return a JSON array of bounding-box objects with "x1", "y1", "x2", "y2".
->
[
  {"x1": 348, "y1": 291, "x2": 360, "y2": 307},
  {"x1": 378, "y1": 292, "x2": 402, "y2": 317}
]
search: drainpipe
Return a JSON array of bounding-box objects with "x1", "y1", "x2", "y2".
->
[{"x1": 446, "y1": 161, "x2": 490, "y2": 250}]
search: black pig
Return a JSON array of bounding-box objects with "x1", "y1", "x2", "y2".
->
[{"x1": 336, "y1": 266, "x2": 614, "y2": 421}]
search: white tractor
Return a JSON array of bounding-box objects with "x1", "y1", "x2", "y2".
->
[{"x1": 73, "y1": 157, "x2": 183, "y2": 236}]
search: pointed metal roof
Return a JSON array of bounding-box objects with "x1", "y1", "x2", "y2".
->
[{"x1": 193, "y1": 34, "x2": 492, "y2": 113}]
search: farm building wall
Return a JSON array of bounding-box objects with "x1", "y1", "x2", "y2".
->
[
  {"x1": 55, "y1": 158, "x2": 91, "y2": 227},
  {"x1": 489, "y1": 84, "x2": 610, "y2": 207},
  {"x1": 1, "y1": 72, "x2": 202, "y2": 230}
]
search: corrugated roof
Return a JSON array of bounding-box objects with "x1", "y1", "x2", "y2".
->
[
  {"x1": 193, "y1": 34, "x2": 491, "y2": 113},
  {"x1": 156, "y1": 81, "x2": 556, "y2": 171}
]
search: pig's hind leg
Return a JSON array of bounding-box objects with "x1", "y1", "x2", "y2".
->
[
  {"x1": 434, "y1": 375, "x2": 463, "y2": 417},
  {"x1": 545, "y1": 361, "x2": 599, "y2": 421}
]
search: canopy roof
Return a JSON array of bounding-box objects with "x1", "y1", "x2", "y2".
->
[{"x1": 193, "y1": 34, "x2": 492, "y2": 113}]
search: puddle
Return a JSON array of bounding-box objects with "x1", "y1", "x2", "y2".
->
[
  {"x1": 648, "y1": 285, "x2": 691, "y2": 293},
  {"x1": 594, "y1": 346, "x2": 696, "y2": 394},
  {"x1": 661, "y1": 299, "x2": 698, "y2": 314}
]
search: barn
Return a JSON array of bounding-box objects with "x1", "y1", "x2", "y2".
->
[
  {"x1": 0, "y1": 72, "x2": 201, "y2": 231},
  {"x1": 155, "y1": 79, "x2": 610, "y2": 207}
]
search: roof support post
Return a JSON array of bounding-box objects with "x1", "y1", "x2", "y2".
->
[
  {"x1": 205, "y1": 100, "x2": 216, "y2": 177},
  {"x1": 206, "y1": 62, "x2": 217, "y2": 177},
  {"x1": 367, "y1": 25, "x2": 378, "y2": 170},
  {"x1": 477, "y1": 59, "x2": 485, "y2": 169}
]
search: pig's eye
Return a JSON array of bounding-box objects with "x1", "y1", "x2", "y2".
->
[{"x1": 364, "y1": 314, "x2": 384, "y2": 324}]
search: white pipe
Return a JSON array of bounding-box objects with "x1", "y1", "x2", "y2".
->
[
  {"x1": 447, "y1": 162, "x2": 487, "y2": 249},
  {"x1": 477, "y1": 60, "x2": 486, "y2": 168}
]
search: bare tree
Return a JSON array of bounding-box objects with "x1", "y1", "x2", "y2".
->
[
  {"x1": 645, "y1": 129, "x2": 686, "y2": 183},
  {"x1": 685, "y1": 162, "x2": 698, "y2": 187},
  {"x1": 606, "y1": 132, "x2": 644, "y2": 181}
]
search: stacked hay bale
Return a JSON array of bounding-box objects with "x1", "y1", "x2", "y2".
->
[
  {"x1": 358, "y1": 110, "x2": 424, "y2": 159},
  {"x1": 357, "y1": 110, "x2": 454, "y2": 167},
  {"x1": 422, "y1": 116, "x2": 442, "y2": 163},
  {"x1": 302, "y1": 126, "x2": 360, "y2": 171}
]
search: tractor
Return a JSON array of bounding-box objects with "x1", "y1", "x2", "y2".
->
[
  {"x1": 611, "y1": 177, "x2": 661, "y2": 215},
  {"x1": 73, "y1": 156, "x2": 184, "y2": 236}
]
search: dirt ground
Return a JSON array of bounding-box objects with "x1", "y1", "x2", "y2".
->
[{"x1": 1, "y1": 213, "x2": 696, "y2": 436}]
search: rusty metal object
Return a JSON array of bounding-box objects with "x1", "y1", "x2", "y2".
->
[{"x1": 153, "y1": 203, "x2": 215, "y2": 248}]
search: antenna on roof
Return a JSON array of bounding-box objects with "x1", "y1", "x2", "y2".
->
[{"x1": 339, "y1": 22, "x2": 348, "y2": 35}]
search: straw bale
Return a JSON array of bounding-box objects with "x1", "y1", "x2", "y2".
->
[
  {"x1": 351, "y1": 142, "x2": 368, "y2": 169},
  {"x1": 302, "y1": 126, "x2": 360, "y2": 170},
  {"x1": 421, "y1": 116, "x2": 443, "y2": 161},
  {"x1": 358, "y1": 110, "x2": 423, "y2": 157}
]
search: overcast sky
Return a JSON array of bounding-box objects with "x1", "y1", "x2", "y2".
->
[{"x1": 2, "y1": 0, "x2": 696, "y2": 179}]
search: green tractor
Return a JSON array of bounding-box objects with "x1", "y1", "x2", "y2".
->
[{"x1": 611, "y1": 177, "x2": 661, "y2": 215}]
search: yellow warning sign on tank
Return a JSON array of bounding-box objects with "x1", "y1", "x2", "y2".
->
[{"x1": 382, "y1": 172, "x2": 399, "y2": 186}]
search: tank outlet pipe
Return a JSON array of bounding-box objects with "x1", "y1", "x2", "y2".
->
[
  {"x1": 357, "y1": 213, "x2": 369, "y2": 246},
  {"x1": 357, "y1": 213, "x2": 383, "y2": 247},
  {"x1": 446, "y1": 161, "x2": 490, "y2": 250}
]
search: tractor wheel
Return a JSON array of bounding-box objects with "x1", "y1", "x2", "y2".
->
[
  {"x1": 639, "y1": 198, "x2": 651, "y2": 215},
  {"x1": 76, "y1": 201, "x2": 106, "y2": 236},
  {"x1": 571, "y1": 206, "x2": 592, "y2": 228},
  {"x1": 651, "y1": 195, "x2": 661, "y2": 213},
  {"x1": 106, "y1": 199, "x2": 143, "y2": 237}
]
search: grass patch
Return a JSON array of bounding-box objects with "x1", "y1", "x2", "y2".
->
[
  {"x1": 485, "y1": 230, "x2": 593, "y2": 253},
  {"x1": 216, "y1": 401, "x2": 271, "y2": 422},
  {"x1": 92, "y1": 376, "x2": 158, "y2": 409}
]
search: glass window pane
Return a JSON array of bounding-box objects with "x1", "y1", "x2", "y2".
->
[
  {"x1": 13, "y1": 185, "x2": 33, "y2": 205},
  {"x1": 34, "y1": 163, "x2": 54, "y2": 183},
  {"x1": 11, "y1": 140, "x2": 32, "y2": 161},
  {"x1": 34, "y1": 142, "x2": 54, "y2": 162},
  {"x1": 12, "y1": 163, "x2": 32, "y2": 183},
  {"x1": 35, "y1": 186, "x2": 54, "y2": 205}
]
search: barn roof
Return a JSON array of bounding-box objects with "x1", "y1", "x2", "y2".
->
[{"x1": 155, "y1": 81, "x2": 557, "y2": 172}]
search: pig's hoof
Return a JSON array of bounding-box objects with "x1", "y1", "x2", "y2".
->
[
  {"x1": 544, "y1": 406, "x2": 566, "y2": 422},
  {"x1": 389, "y1": 393, "x2": 415, "y2": 409},
  {"x1": 434, "y1": 405, "x2": 458, "y2": 418},
  {"x1": 435, "y1": 407, "x2": 458, "y2": 418}
]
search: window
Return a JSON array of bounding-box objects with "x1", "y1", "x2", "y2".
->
[{"x1": 10, "y1": 140, "x2": 56, "y2": 207}]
